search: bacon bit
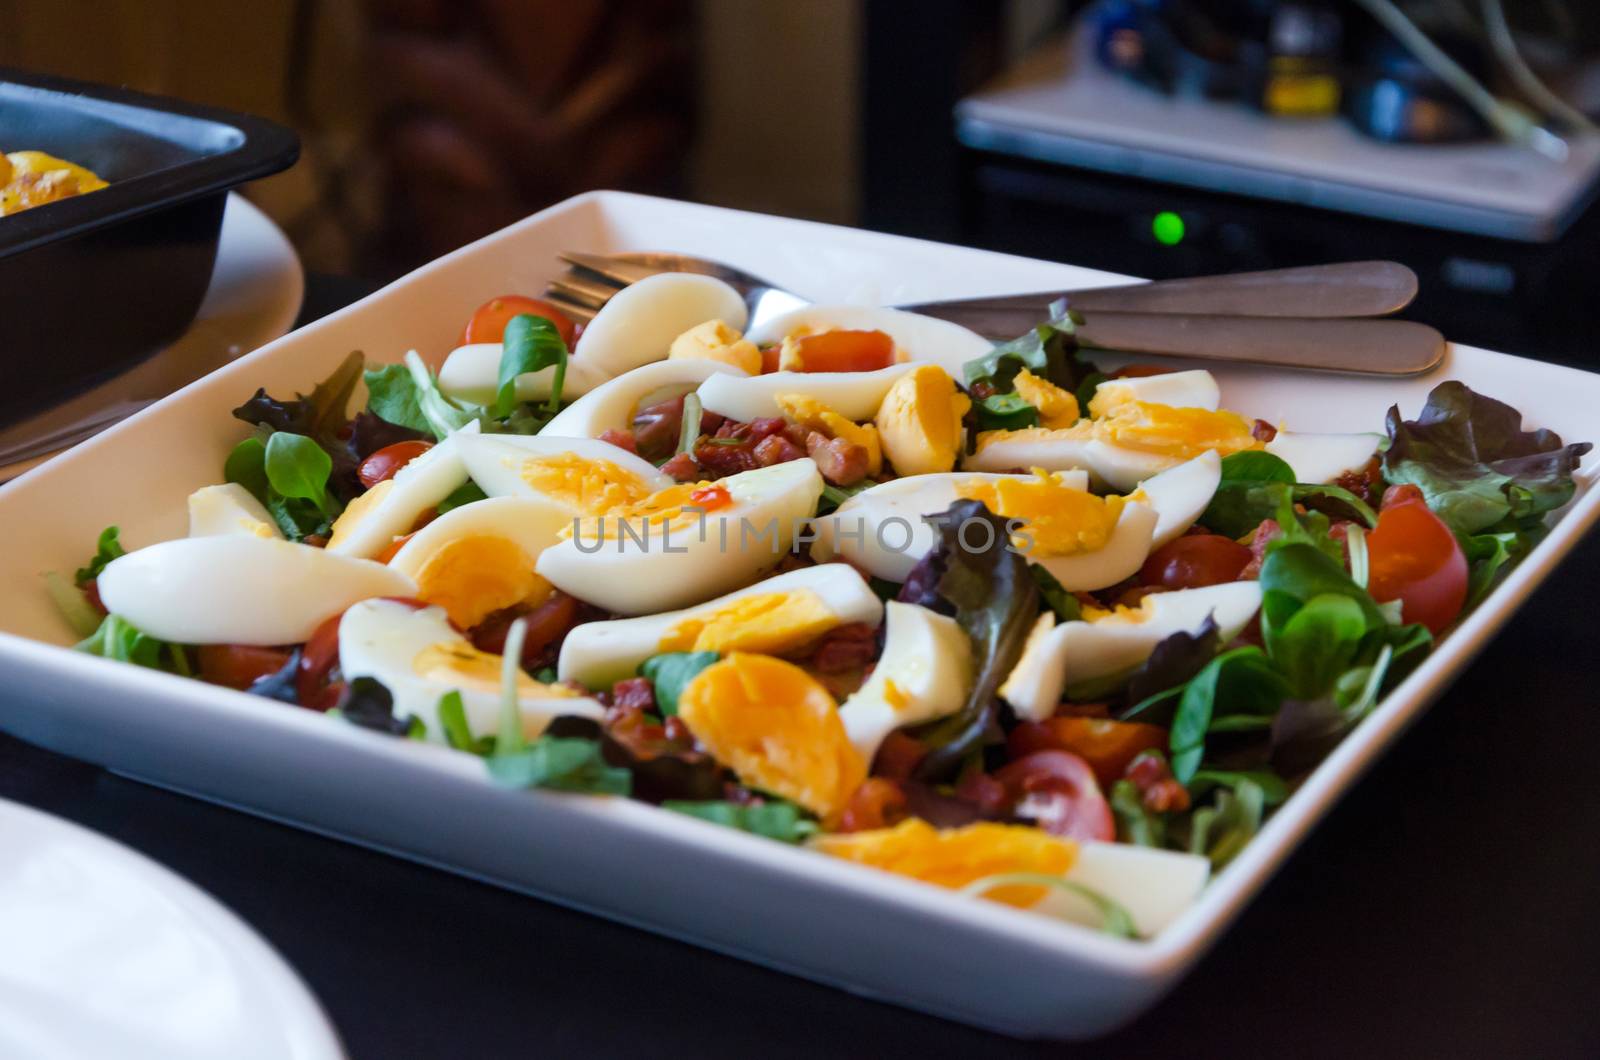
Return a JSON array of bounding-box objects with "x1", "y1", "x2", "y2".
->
[
  {"x1": 1112, "y1": 584, "x2": 1168, "y2": 609},
  {"x1": 693, "y1": 438, "x2": 759, "y2": 477},
  {"x1": 968, "y1": 379, "x2": 997, "y2": 400},
  {"x1": 689, "y1": 483, "x2": 733, "y2": 511},
  {"x1": 660, "y1": 452, "x2": 700, "y2": 481},
  {"x1": 810, "y1": 622, "x2": 881, "y2": 673},
  {"x1": 748, "y1": 417, "x2": 788, "y2": 441},
  {"x1": 598, "y1": 428, "x2": 638, "y2": 454},
  {"x1": 1125, "y1": 751, "x2": 1190, "y2": 813},
  {"x1": 805, "y1": 431, "x2": 871, "y2": 486},
  {"x1": 838, "y1": 777, "x2": 910, "y2": 832},
  {"x1": 753, "y1": 433, "x2": 805, "y2": 467},
  {"x1": 1251, "y1": 418, "x2": 1278, "y2": 443},
  {"x1": 872, "y1": 730, "x2": 928, "y2": 781},
  {"x1": 301, "y1": 533, "x2": 330, "y2": 549},
  {"x1": 471, "y1": 591, "x2": 581, "y2": 668},
  {"x1": 1335, "y1": 456, "x2": 1383, "y2": 505},
  {"x1": 610, "y1": 676, "x2": 656, "y2": 714},
  {"x1": 1238, "y1": 519, "x2": 1282, "y2": 580}
]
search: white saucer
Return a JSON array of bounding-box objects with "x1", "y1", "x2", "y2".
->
[
  {"x1": 0, "y1": 193, "x2": 303, "y2": 480},
  {"x1": 0, "y1": 798, "x2": 343, "y2": 1059}
]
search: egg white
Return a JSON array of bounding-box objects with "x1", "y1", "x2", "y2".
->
[
  {"x1": 338, "y1": 599, "x2": 603, "y2": 743},
  {"x1": 1036, "y1": 841, "x2": 1211, "y2": 937},
  {"x1": 745, "y1": 304, "x2": 991, "y2": 380},
  {"x1": 96, "y1": 536, "x2": 415, "y2": 645},
  {"x1": 539, "y1": 359, "x2": 747, "y2": 439},
  {"x1": 1090, "y1": 369, "x2": 1220, "y2": 413},
  {"x1": 558, "y1": 562, "x2": 883, "y2": 690},
  {"x1": 187, "y1": 483, "x2": 281, "y2": 539},
  {"x1": 536, "y1": 457, "x2": 825, "y2": 615},
  {"x1": 696, "y1": 363, "x2": 915, "y2": 424},
  {"x1": 573, "y1": 272, "x2": 748, "y2": 378},
  {"x1": 963, "y1": 433, "x2": 1176, "y2": 492},
  {"x1": 327, "y1": 421, "x2": 480, "y2": 560},
  {"x1": 388, "y1": 495, "x2": 571, "y2": 582},
  {"x1": 1265, "y1": 430, "x2": 1382, "y2": 485},
  {"x1": 456, "y1": 433, "x2": 672, "y2": 507},
  {"x1": 1135, "y1": 450, "x2": 1222, "y2": 549},
  {"x1": 1000, "y1": 581, "x2": 1263, "y2": 719},
  {"x1": 837, "y1": 601, "x2": 972, "y2": 763},
  {"x1": 438, "y1": 343, "x2": 609, "y2": 405}
]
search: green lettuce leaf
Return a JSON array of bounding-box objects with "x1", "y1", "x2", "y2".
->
[
  {"x1": 75, "y1": 614, "x2": 190, "y2": 675},
  {"x1": 662, "y1": 799, "x2": 819, "y2": 843},
  {"x1": 1202, "y1": 450, "x2": 1377, "y2": 539},
  {"x1": 1167, "y1": 647, "x2": 1287, "y2": 783},
  {"x1": 488, "y1": 735, "x2": 633, "y2": 794},
  {"x1": 639, "y1": 651, "x2": 720, "y2": 716},
  {"x1": 362, "y1": 363, "x2": 434, "y2": 435},
  {"x1": 74, "y1": 525, "x2": 125, "y2": 585},
  {"x1": 1383, "y1": 381, "x2": 1592, "y2": 536},
  {"x1": 961, "y1": 310, "x2": 1101, "y2": 403},
  {"x1": 497, "y1": 314, "x2": 568, "y2": 418}
]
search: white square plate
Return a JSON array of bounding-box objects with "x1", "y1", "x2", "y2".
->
[{"x1": 0, "y1": 192, "x2": 1595, "y2": 1039}]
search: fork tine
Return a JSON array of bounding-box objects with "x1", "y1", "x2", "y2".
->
[
  {"x1": 545, "y1": 290, "x2": 599, "y2": 323},
  {"x1": 559, "y1": 251, "x2": 663, "y2": 286},
  {"x1": 547, "y1": 273, "x2": 619, "y2": 309}
]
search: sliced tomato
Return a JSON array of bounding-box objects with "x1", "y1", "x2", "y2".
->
[
  {"x1": 197, "y1": 644, "x2": 293, "y2": 691},
  {"x1": 994, "y1": 750, "x2": 1115, "y2": 841},
  {"x1": 1139, "y1": 534, "x2": 1252, "y2": 590},
  {"x1": 1365, "y1": 487, "x2": 1467, "y2": 635},
  {"x1": 792, "y1": 329, "x2": 895, "y2": 373},
  {"x1": 1008, "y1": 718, "x2": 1167, "y2": 788},
  {"x1": 296, "y1": 612, "x2": 345, "y2": 711},
  {"x1": 358, "y1": 440, "x2": 434, "y2": 489},
  {"x1": 459, "y1": 295, "x2": 576, "y2": 347}
]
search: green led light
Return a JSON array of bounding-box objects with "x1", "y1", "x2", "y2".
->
[{"x1": 1152, "y1": 211, "x2": 1185, "y2": 246}]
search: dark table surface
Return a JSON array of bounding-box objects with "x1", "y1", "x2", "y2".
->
[{"x1": 3, "y1": 275, "x2": 1599, "y2": 1059}]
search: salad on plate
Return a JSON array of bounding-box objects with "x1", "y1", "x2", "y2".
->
[{"x1": 48, "y1": 273, "x2": 1591, "y2": 939}]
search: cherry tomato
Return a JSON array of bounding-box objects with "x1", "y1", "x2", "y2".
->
[
  {"x1": 871, "y1": 730, "x2": 928, "y2": 781},
  {"x1": 838, "y1": 778, "x2": 909, "y2": 832},
  {"x1": 793, "y1": 329, "x2": 896, "y2": 373},
  {"x1": 459, "y1": 295, "x2": 576, "y2": 347},
  {"x1": 1365, "y1": 487, "x2": 1467, "y2": 635},
  {"x1": 1007, "y1": 718, "x2": 1167, "y2": 787},
  {"x1": 1139, "y1": 534, "x2": 1252, "y2": 589},
  {"x1": 759, "y1": 345, "x2": 782, "y2": 374},
  {"x1": 470, "y1": 591, "x2": 580, "y2": 665},
  {"x1": 296, "y1": 612, "x2": 345, "y2": 711},
  {"x1": 197, "y1": 644, "x2": 293, "y2": 691},
  {"x1": 994, "y1": 750, "x2": 1115, "y2": 841},
  {"x1": 358, "y1": 440, "x2": 434, "y2": 489}
]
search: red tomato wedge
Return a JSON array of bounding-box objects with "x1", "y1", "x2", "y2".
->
[
  {"x1": 791, "y1": 329, "x2": 896, "y2": 373},
  {"x1": 459, "y1": 295, "x2": 576, "y2": 347},
  {"x1": 358, "y1": 440, "x2": 434, "y2": 489},
  {"x1": 197, "y1": 644, "x2": 293, "y2": 691},
  {"x1": 1365, "y1": 486, "x2": 1468, "y2": 635},
  {"x1": 1139, "y1": 534, "x2": 1252, "y2": 590},
  {"x1": 994, "y1": 750, "x2": 1115, "y2": 842}
]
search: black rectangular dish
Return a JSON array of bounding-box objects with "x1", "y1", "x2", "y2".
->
[{"x1": 0, "y1": 70, "x2": 299, "y2": 428}]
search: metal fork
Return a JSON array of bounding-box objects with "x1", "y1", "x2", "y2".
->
[{"x1": 547, "y1": 252, "x2": 1444, "y2": 376}]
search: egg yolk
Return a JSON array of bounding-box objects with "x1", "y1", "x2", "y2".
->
[
  {"x1": 809, "y1": 818, "x2": 1076, "y2": 908},
  {"x1": 956, "y1": 469, "x2": 1125, "y2": 557},
  {"x1": 668, "y1": 319, "x2": 762, "y2": 375},
  {"x1": 677, "y1": 653, "x2": 866, "y2": 822},
  {"x1": 326, "y1": 478, "x2": 396, "y2": 551},
  {"x1": 1012, "y1": 369, "x2": 1080, "y2": 428},
  {"x1": 659, "y1": 590, "x2": 839, "y2": 655},
  {"x1": 413, "y1": 640, "x2": 580, "y2": 697},
  {"x1": 1, "y1": 150, "x2": 108, "y2": 216},
  {"x1": 775, "y1": 393, "x2": 883, "y2": 476},
  {"x1": 519, "y1": 453, "x2": 653, "y2": 515},
  {"x1": 973, "y1": 401, "x2": 1259, "y2": 462},
  {"x1": 566, "y1": 476, "x2": 738, "y2": 544},
  {"x1": 412, "y1": 534, "x2": 552, "y2": 628},
  {"x1": 874, "y1": 365, "x2": 972, "y2": 477},
  {"x1": 1079, "y1": 595, "x2": 1162, "y2": 625}
]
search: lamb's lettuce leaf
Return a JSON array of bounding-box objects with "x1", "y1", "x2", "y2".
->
[
  {"x1": 497, "y1": 313, "x2": 568, "y2": 418},
  {"x1": 639, "y1": 651, "x2": 720, "y2": 717},
  {"x1": 662, "y1": 799, "x2": 818, "y2": 843}
]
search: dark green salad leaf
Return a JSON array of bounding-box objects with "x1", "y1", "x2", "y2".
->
[
  {"x1": 639, "y1": 651, "x2": 720, "y2": 717},
  {"x1": 903, "y1": 499, "x2": 1041, "y2": 781},
  {"x1": 435, "y1": 690, "x2": 495, "y2": 754},
  {"x1": 973, "y1": 391, "x2": 1040, "y2": 432},
  {"x1": 818, "y1": 478, "x2": 877, "y2": 516},
  {"x1": 1383, "y1": 380, "x2": 1592, "y2": 536},
  {"x1": 497, "y1": 313, "x2": 568, "y2": 418},
  {"x1": 1185, "y1": 777, "x2": 1266, "y2": 868},
  {"x1": 1167, "y1": 647, "x2": 1288, "y2": 783},
  {"x1": 74, "y1": 525, "x2": 125, "y2": 585},
  {"x1": 662, "y1": 799, "x2": 819, "y2": 843},
  {"x1": 962, "y1": 308, "x2": 1102, "y2": 409},
  {"x1": 232, "y1": 350, "x2": 365, "y2": 500},
  {"x1": 264, "y1": 432, "x2": 339, "y2": 521},
  {"x1": 224, "y1": 436, "x2": 327, "y2": 541},
  {"x1": 437, "y1": 481, "x2": 488, "y2": 515},
  {"x1": 335, "y1": 676, "x2": 417, "y2": 737},
  {"x1": 1202, "y1": 450, "x2": 1377, "y2": 539},
  {"x1": 1110, "y1": 777, "x2": 1167, "y2": 848},
  {"x1": 1029, "y1": 563, "x2": 1080, "y2": 623},
  {"x1": 1121, "y1": 615, "x2": 1221, "y2": 721}
]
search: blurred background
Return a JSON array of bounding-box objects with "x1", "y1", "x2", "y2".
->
[{"x1": 4, "y1": 0, "x2": 1600, "y2": 361}]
